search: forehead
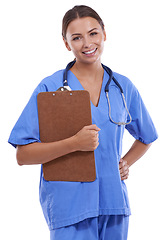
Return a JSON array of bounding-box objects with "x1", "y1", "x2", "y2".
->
[{"x1": 66, "y1": 17, "x2": 102, "y2": 36}]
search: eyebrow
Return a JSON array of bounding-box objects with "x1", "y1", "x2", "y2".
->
[{"x1": 71, "y1": 28, "x2": 98, "y2": 37}]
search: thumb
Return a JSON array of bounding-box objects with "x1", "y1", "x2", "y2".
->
[{"x1": 85, "y1": 124, "x2": 101, "y2": 132}]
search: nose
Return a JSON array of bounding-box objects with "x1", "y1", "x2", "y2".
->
[{"x1": 83, "y1": 36, "x2": 92, "y2": 48}]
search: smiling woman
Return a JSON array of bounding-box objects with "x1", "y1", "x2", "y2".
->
[
  {"x1": 62, "y1": 15, "x2": 107, "y2": 107},
  {"x1": 63, "y1": 17, "x2": 106, "y2": 65},
  {"x1": 8, "y1": 4, "x2": 158, "y2": 240}
]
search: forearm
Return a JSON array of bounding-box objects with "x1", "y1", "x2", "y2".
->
[
  {"x1": 122, "y1": 140, "x2": 152, "y2": 167},
  {"x1": 16, "y1": 136, "x2": 77, "y2": 165},
  {"x1": 16, "y1": 124, "x2": 100, "y2": 166}
]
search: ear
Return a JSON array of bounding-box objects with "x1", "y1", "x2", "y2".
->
[{"x1": 63, "y1": 37, "x2": 71, "y2": 51}]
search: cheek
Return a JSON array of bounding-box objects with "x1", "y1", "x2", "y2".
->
[
  {"x1": 95, "y1": 35, "x2": 105, "y2": 47},
  {"x1": 70, "y1": 42, "x2": 83, "y2": 53},
  {"x1": 96, "y1": 37, "x2": 105, "y2": 52}
]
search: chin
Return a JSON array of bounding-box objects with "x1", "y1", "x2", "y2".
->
[{"x1": 77, "y1": 56, "x2": 101, "y2": 65}]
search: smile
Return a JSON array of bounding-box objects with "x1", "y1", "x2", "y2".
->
[{"x1": 82, "y1": 48, "x2": 97, "y2": 55}]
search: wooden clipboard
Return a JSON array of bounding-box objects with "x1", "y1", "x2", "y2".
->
[{"x1": 37, "y1": 90, "x2": 96, "y2": 182}]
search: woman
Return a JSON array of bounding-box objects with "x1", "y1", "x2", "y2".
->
[{"x1": 8, "y1": 5, "x2": 158, "y2": 240}]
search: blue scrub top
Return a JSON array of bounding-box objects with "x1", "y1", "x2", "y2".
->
[{"x1": 8, "y1": 68, "x2": 158, "y2": 230}]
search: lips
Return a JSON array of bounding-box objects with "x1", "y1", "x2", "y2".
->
[{"x1": 82, "y1": 48, "x2": 97, "y2": 55}]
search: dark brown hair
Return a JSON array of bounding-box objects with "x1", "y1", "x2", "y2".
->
[{"x1": 62, "y1": 5, "x2": 104, "y2": 39}]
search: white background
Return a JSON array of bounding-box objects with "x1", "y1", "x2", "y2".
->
[{"x1": 1, "y1": 0, "x2": 165, "y2": 239}]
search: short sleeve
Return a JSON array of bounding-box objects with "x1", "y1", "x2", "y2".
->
[
  {"x1": 8, "y1": 84, "x2": 47, "y2": 148},
  {"x1": 125, "y1": 88, "x2": 158, "y2": 144}
]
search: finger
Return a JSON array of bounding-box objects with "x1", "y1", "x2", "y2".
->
[
  {"x1": 121, "y1": 168, "x2": 129, "y2": 178},
  {"x1": 119, "y1": 165, "x2": 129, "y2": 174},
  {"x1": 119, "y1": 160, "x2": 128, "y2": 171},
  {"x1": 85, "y1": 124, "x2": 101, "y2": 132},
  {"x1": 119, "y1": 163, "x2": 123, "y2": 170},
  {"x1": 119, "y1": 162, "x2": 126, "y2": 171},
  {"x1": 94, "y1": 135, "x2": 99, "y2": 142},
  {"x1": 121, "y1": 174, "x2": 129, "y2": 180},
  {"x1": 122, "y1": 172, "x2": 129, "y2": 179},
  {"x1": 119, "y1": 159, "x2": 125, "y2": 167},
  {"x1": 121, "y1": 169, "x2": 129, "y2": 179},
  {"x1": 92, "y1": 130, "x2": 99, "y2": 136},
  {"x1": 120, "y1": 165, "x2": 129, "y2": 174},
  {"x1": 92, "y1": 139, "x2": 100, "y2": 150}
]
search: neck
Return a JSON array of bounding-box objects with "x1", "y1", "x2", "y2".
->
[{"x1": 71, "y1": 59, "x2": 104, "y2": 82}]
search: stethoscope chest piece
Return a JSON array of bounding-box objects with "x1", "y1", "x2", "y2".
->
[{"x1": 57, "y1": 86, "x2": 71, "y2": 92}]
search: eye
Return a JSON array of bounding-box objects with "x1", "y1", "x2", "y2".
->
[
  {"x1": 72, "y1": 36, "x2": 81, "y2": 41},
  {"x1": 90, "y1": 32, "x2": 98, "y2": 36}
]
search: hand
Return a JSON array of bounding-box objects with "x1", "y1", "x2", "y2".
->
[
  {"x1": 119, "y1": 158, "x2": 129, "y2": 180},
  {"x1": 74, "y1": 124, "x2": 100, "y2": 151}
]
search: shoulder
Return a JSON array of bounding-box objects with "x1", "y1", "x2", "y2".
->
[
  {"x1": 113, "y1": 72, "x2": 134, "y2": 88},
  {"x1": 113, "y1": 71, "x2": 138, "y2": 97},
  {"x1": 29, "y1": 69, "x2": 65, "y2": 95},
  {"x1": 38, "y1": 69, "x2": 64, "y2": 91}
]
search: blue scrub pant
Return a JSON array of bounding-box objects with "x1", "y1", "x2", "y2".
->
[{"x1": 50, "y1": 215, "x2": 129, "y2": 240}]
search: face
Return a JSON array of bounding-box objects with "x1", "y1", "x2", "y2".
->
[{"x1": 64, "y1": 17, "x2": 106, "y2": 64}]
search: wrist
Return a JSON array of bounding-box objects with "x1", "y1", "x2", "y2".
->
[{"x1": 68, "y1": 135, "x2": 78, "y2": 152}]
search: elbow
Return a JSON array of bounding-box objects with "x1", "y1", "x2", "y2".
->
[
  {"x1": 16, "y1": 146, "x2": 25, "y2": 166},
  {"x1": 16, "y1": 154, "x2": 24, "y2": 166},
  {"x1": 17, "y1": 161, "x2": 23, "y2": 166},
  {"x1": 17, "y1": 158, "x2": 24, "y2": 166}
]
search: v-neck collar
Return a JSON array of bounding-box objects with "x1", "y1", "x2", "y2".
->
[{"x1": 67, "y1": 69, "x2": 109, "y2": 109}]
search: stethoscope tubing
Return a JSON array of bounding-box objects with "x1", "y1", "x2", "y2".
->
[{"x1": 63, "y1": 61, "x2": 132, "y2": 126}]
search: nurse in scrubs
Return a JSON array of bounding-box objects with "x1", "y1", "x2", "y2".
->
[{"x1": 8, "y1": 5, "x2": 158, "y2": 240}]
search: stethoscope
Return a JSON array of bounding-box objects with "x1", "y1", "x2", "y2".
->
[{"x1": 61, "y1": 60, "x2": 132, "y2": 126}]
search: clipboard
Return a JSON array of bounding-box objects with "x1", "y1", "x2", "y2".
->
[{"x1": 37, "y1": 90, "x2": 96, "y2": 182}]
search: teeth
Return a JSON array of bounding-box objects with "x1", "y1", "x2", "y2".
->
[{"x1": 83, "y1": 48, "x2": 96, "y2": 54}]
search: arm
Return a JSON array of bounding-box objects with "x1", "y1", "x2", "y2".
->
[
  {"x1": 16, "y1": 124, "x2": 100, "y2": 165},
  {"x1": 119, "y1": 140, "x2": 152, "y2": 180}
]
